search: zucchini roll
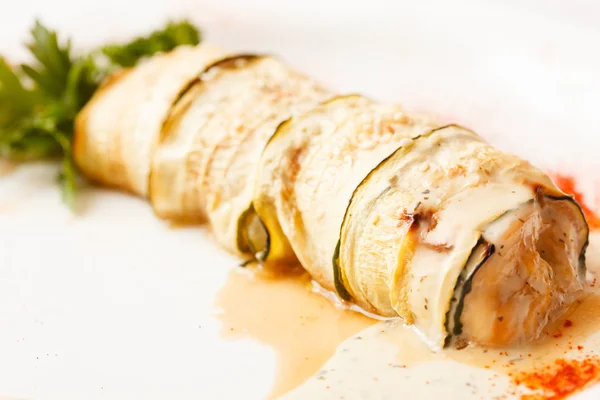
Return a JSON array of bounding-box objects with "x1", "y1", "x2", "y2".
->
[
  {"x1": 250, "y1": 95, "x2": 438, "y2": 286},
  {"x1": 73, "y1": 44, "x2": 589, "y2": 350},
  {"x1": 149, "y1": 55, "x2": 330, "y2": 254},
  {"x1": 74, "y1": 44, "x2": 226, "y2": 196},
  {"x1": 250, "y1": 112, "x2": 588, "y2": 348}
]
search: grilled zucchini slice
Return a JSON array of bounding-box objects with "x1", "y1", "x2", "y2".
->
[
  {"x1": 74, "y1": 44, "x2": 226, "y2": 196},
  {"x1": 150, "y1": 55, "x2": 330, "y2": 254},
  {"x1": 250, "y1": 95, "x2": 438, "y2": 287}
]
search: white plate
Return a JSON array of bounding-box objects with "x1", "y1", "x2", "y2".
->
[{"x1": 1, "y1": 1, "x2": 599, "y2": 399}]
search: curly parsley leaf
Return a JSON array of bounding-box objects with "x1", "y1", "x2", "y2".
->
[
  {"x1": 0, "y1": 57, "x2": 39, "y2": 128},
  {"x1": 102, "y1": 20, "x2": 201, "y2": 67},
  {"x1": 21, "y1": 21, "x2": 73, "y2": 98}
]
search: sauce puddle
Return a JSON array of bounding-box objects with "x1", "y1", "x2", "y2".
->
[
  {"x1": 285, "y1": 233, "x2": 600, "y2": 399},
  {"x1": 284, "y1": 293, "x2": 600, "y2": 399},
  {"x1": 216, "y1": 232, "x2": 600, "y2": 399},
  {"x1": 215, "y1": 265, "x2": 374, "y2": 399}
]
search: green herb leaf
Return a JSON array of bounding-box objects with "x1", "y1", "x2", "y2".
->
[
  {"x1": 0, "y1": 57, "x2": 39, "y2": 128},
  {"x1": 22, "y1": 21, "x2": 73, "y2": 99},
  {"x1": 102, "y1": 20, "x2": 201, "y2": 67},
  {"x1": 0, "y1": 19, "x2": 203, "y2": 209}
]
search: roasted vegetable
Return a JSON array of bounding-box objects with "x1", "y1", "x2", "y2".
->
[
  {"x1": 250, "y1": 95, "x2": 438, "y2": 286},
  {"x1": 248, "y1": 110, "x2": 588, "y2": 347},
  {"x1": 150, "y1": 55, "x2": 330, "y2": 254},
  {"x1": 337, "y1": 125, "x2": 588, "y2": 347},
  {"x1": 34, "y1": 32, "x2": 589, "y2": 350},
  {"x1": 74, "y1": 44, "x2": 226, "y2": 196},
  {"x1": 0, "y1": 20, "x2": 205, "y2": 206}
]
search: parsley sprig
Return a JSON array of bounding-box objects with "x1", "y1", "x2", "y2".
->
[{"x1": 0, "y1": 20, "x2": 201, "y2": 208}]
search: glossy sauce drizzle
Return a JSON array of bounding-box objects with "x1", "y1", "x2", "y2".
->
[
  {"x1": 215, "y1": 265, "x2": 374, "y2": 399},
  {"x1": 286, "y1": 232, "x2": 600, "y2": 399},
  {"x1": 284, "y1": 289, "x2": 600, "y2": 399},
  {"x1": 215, "y1": 173, "x2": 600, "y2": 399}
]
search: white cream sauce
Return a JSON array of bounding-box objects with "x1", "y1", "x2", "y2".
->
[
  {"x1": 217, "y1": 233, "x2": 600, "y2": 399},
  {"x1": 285, "y1": 232, "x2": 600, "y2": 399}
]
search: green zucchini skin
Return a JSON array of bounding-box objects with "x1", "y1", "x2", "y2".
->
[
  {"x1": 544, "y1": 194, "x2": 590, "y2": 280},
  {"x1": 251, "y1": 93, "x2": 432, "y2": 283},
  {"x1": 444, "y1": 238, "x2": 495, "y2": 347},
  {"x1": 236, "y1": 117, "x2": 293, "y2": 260},
  {"x1": 236, "y1": 204, "x2": 270, "y2": 263},
  {"x1": 332, "y1": 241, "x2": 352, "y2": 301},
  {"x1": 334, "y1": 125, "x2": 456, "y2": 302},
  {"x1": 251, "y1": 95, "x2": 366, "y2": 267},
  {"x1": 246, "y1": 116, "x2": 297, "y2": 266}
]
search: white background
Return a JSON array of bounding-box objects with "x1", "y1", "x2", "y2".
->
[{"x1": 1, "y1": 0, "x2": 599, "y2": 399}]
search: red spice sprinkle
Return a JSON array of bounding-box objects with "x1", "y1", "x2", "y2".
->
[
  {"x1": 513, "y1": 356, "x2": 600, "y2": 400},
  {"x1": 550, "y1": 173, "x2": 600, "y2": 230},
  {"x1": 553, "y1": 333, "x2": 563, "y2": 339},
  {"x1": 578, "y1": 346, "x2": 584, "y2": 351},
  {"x1": 563, "y1": 320, "x2": 573, "y2": 328}
]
